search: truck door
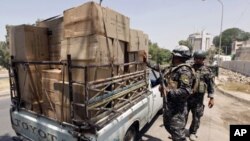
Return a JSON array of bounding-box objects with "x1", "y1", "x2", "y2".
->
[{"x1": 148, "y1": 69, "x2": 163, "y2": 120}]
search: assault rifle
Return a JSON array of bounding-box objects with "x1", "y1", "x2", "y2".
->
[{"x1": 156, "y1": 64, "x2": 168, "y2": 109}]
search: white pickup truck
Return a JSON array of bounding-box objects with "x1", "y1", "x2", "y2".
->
[{"x1": 9, "y1": 60, "x2": 162, "y2": 141}]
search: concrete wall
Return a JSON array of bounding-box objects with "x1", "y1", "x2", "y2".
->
[{"x1": 221, "y1": 61, "x2": 250, "y2": 76}]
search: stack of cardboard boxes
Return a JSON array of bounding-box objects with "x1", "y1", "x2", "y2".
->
[
  {"x1": 37, "y1": 17, "x2": 63, "y2": 69},
  {"x1": 128, "y1": 29, "x2": 149, "y2": 72},
  {"x1": 7, "y1": 25, "x2": 50, "y2": 112},
  {"x1": 7, "y1": 1, "x2": 149, "y2": 122}
]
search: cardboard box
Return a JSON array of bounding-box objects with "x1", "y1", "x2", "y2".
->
[
  {"x1": 60, "y1": 35, "x2": 125, "y2": 82},
  {"x1": 60, "y1": 36, "x2": 90, "y2": 61},
  {"x1": 24, "y1": 102, "x2": 43, "y2": 113},
  {"x1": 42, "y1": 81, "x2": 71, "y2": 121},
  {"x1": 53, "y1": 81, "x2": 108, "y2": 120},
  {"x1": 49, "y1": 44, "x2": 61, "y2": 69},
  {"x1": 37, "y1": 17, "x2": 63, "y2": 68},
  {"x1": 42, "y1": 78, "x2": 60, "y2": 91},
  {"x1": 60, "y1": 35, "x2": 114, "y2": 61},
  {"x1": 113, "y1": 39, "x2": 125, "y2": 64},
  {"x1": 41, "y1": 69, "x2": 63, "y2": 105},
  {"x1": 50, "y1": 44, "x2": 61, "y2": 60},
  {"x1": 61, "y1": 61, "x2": 113, "y2": 83},
  {"x1": 42, "y1": 69, "x2": 62, "y2": 80},
  {"x1": 42, "y1": 90, "x2": 62, "y2": 105},
  {"x1": 102, "y1": 7, "x2": 130, "y2": 41},
  {"x1": 8, "y1": 25, "x2": 49, "y2": 61},
  {"x1": 128, "y1": 51, "x2": 146, "y2": 72},
  {"x1": 128, "y1": 51, "x2": 145, "y2": 62},
  {"x1": 128, "y1": 29, "x2": 140, "y2": 51},
  {"x1": 63, "y1": 2, "x2": 104, "y2": 38},
  {"x1": 54, "y1": 81, "x2": 85, "y2": 101},
  {"x1": 42, "y1": 103, "x2": 70, "y2": 122},
  {"x1": 53, "y1": 81, "x2": 88, "y2": 121},
  {"x1": 128, "y1": 29, "x2": 149, "y2": 53},
  {"x1": 64, "y1": 2, "x2": 130, "y2": 42},
  {"x1": 17, "y1": 68, "x2": 44, "y2": 103},
  {"x1": 137, "y1": 31, "x2": 145, "y2": 50},
  {"x1": 143, "y1": 33, "x2": 149, "y2": 51},
  {"x1": 37, "y1": 17, "x2": 64, "y2": 45}
]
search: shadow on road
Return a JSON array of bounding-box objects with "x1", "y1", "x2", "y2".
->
[
  {"x1": 139, "y1": 112, "x2": 162, "y2": 141},
  {"x1": 0, "y1": 134, "x2": 13, "y2": 141}
]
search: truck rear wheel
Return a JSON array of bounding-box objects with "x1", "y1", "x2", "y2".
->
[{"x1": 124, "y1": 126, "x2": 137, "y2": 141}]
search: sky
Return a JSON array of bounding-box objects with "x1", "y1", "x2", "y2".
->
[{"x1": 1, "y1": 0, "x2": 250, "y2": 50}]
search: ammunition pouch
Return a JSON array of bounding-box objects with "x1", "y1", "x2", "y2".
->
[{"x1": 198, "y1": 81, "x2": 207, "y2": 94}]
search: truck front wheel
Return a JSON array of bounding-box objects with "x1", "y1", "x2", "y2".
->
[{"x1": 124, "y1": 126, "x2": 137, "y2": 141}]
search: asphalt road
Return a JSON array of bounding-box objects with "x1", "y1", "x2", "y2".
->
[
  {"x1": 0, "y1": 89, "x2": 250, "y2": 141},
  {"x1": 0, "y1": 96, "x2": 15, "y2": 141}
]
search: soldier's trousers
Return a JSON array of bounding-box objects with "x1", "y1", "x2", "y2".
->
[
  {"x1": 163, "y1": 110, "x2": 187, "y2": 141},
  {"x1": 187, "y1": 104, "x2": 204, "y2": 134}
]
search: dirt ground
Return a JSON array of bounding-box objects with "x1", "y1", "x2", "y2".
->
[
  {"x1": 218, "y1": 68, "x2": 250, "y2": 94},
  {"x1": 221, "y1": 82, "x2": 250, "y2": 94}
]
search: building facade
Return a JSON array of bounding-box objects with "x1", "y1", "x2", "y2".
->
[
  {"x1": 232, "y1": 39, "x2": 250, "y2": 61},
  {"x1": 232, "y1": 40, "x2": 250, "y2": 54},
  {"x1": 188, "y1": 30, "x2": 212, "y2": 52}
]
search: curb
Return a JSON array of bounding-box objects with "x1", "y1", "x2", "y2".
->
[{"x1": 216, "y1": 86, "x2": 250, "y2": 105}]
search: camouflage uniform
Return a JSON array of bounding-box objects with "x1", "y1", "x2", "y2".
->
[
  {"x1": 163, "y1": 64, "x2": 194, "y2": 141},
  {"x1": 187, "y1": 63, "x2": 215, "y2": 135},
  {"x1": 146, "y1": 61, "x2": 194, "y2": 141},
  {"x1": 145, "y1": 45, "x2": 193, "y2": 141}
]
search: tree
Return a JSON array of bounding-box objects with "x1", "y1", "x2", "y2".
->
[
  {"x1": 156, "y1": 48, "x2": 172, "y2": 64},
  {"x1": 148, "y1": 41, "x2": 172, "y2": 65},
  {"x1": 0, "y1": 41, "x2": 10, "y2": 69},
  {"x1": 213, "y1": 28, "x2": 250, "y2": 55},
  {"x1": 178, "y1": 40, "x2": 193, "y2": 52}
]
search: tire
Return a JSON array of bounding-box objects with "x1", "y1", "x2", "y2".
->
[{"x1": 124, "y1": 126, "x2": 137, "y2": 141}]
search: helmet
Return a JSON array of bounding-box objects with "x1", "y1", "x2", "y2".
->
[
  {"x1": 172, "y1": 45, "x2": 191, "y2": 59},
  {"x1": 193, "y1": 50, "x2": 206, "y2": 59}
]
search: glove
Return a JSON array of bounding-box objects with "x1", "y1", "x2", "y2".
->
[{"x1": 208, "y1": 98, "x2": 214, "y2": 108}]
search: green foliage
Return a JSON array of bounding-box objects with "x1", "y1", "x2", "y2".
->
[
  {"x1": 149, "y1": 41, "x2": 171, "y2": 65},
  {"x1": 178, "y1": 40, "x2": 193, "y2": 52},
  {"x1": 0, "y1": 41, "x2": 10, "y2": 69},
  {"x1": 213, "y1": 36, "x2": 220, "y2": 48},
  {"x1": 213, "y1": 28, "x2": 250, "y2": 55}
]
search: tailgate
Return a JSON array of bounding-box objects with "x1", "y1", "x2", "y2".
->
[{"x1": 10, "y1": 109, "x2": 78, "y2": 141}]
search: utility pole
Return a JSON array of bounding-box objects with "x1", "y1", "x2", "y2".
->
[
  {"x1": 202, "y1": 0, "x2": 224, "y2": 64},
  {"x1": 217, "y1": 0, "x2": 224, "y2": 64}
]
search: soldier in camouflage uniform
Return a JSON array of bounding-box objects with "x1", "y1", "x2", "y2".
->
[
  {"x1": 187, "y1": 50, "x2": 215, "y2": 141},
  {"x1": 144, "y1": 45, "x2": 194, "y2": 141}
]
